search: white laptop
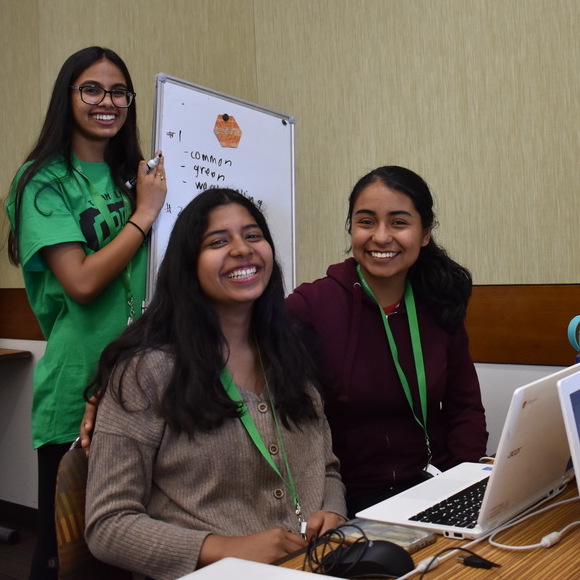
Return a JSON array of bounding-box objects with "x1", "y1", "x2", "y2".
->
[
  {"x1": 357, "y1": 364, "x2": 578, "y2": 540},
  {"x1": 176, "y1": 557, "x2": 342, "y2": 579},
  {"x1": 557, "y1": 370, "x2": 580, "y2": 494}
]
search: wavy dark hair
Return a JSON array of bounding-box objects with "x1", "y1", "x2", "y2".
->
[
  {"x1": 87, "y1": 188, "x2": 319, "y2": 435},
  {"x1": 8, "y1": 46, "x2": 142, "y2": 265},
  {"x1": 346, "y1": 165, "x2": 472, "y2": 328}
]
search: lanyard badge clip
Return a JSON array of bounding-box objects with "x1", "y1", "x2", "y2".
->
[{"x1": 296, "y1": 503, "x2": 307, "y2": 539}]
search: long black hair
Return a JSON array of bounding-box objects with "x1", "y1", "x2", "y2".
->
[
  {"x1": 8, "y1": 46, "x2": 142, "y2": 265},
  {"x1": 346, "y1": 165, "x2": 472, "y2": 328},
  {"x1": 87, "y1": 188, "x2": 319, "y2": 435}
]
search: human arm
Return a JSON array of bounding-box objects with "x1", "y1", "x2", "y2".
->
[
  {"x1": 79, "y1": 397, "x2": 98, "y2": 456},
  {"x1": 85, "y1": 355, "x2": 205, "y2": 579},
  {"x1": 85, "y1": 352, "x2": 310, "y2": 579},
  {"x1": 41, "y1": 155, "x2": 167, "y2": 304},
  {"x1": 303, "y1": 416, "x2": 347, "y2": 539},
  {"x1": 437, "y1": 323, "x2": 488, "y2": 467},
  {"x1": 310, "y1": 389, "x2": 348, "y2": 529},
  {"x1": 286, "y1": 290, "x2": 348, "y2": 526},
  {"x1": 86, "y1": 430, "x2": 209, "y2": 579},
  {"x1": 198, "y1": 529, "x2": 306, "y2": 567},
  {"x1": 87, "y1": 429, "x2": 308, "y2": 577}
]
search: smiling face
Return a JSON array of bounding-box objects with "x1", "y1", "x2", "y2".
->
[
  {"x1": 70, "y1": 58, "x2": 129, "y2": 159},
  {"x1": 351, "y1": 181, "x2": 431, "y2": 303},
  {"x1": 197, "y1": 203, "x2": 274, "y2": 314}
]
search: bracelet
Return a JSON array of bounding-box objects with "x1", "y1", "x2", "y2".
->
[{"x1": 126, "y1": 220, "x2": 147, "y2": 239}]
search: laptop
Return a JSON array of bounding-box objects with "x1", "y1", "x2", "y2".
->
[
  {"x1": 557, "y1": 370, "x2": 580, "y2": 494},
  {"x1": 356, "y1": 364, "x2": 578, "y2": 539}
]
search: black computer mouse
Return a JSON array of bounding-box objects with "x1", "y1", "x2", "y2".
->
[{"x1": 321, "y1": 539, "x2": 415, "y2": 578}]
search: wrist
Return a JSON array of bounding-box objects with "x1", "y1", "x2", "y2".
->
[
  {"x1": 126, "y1": 220, "x2": 147, "y2": 239},
  {"x1": 198, "y1": 534, "x2": 226, "y2": 567},
  {"x1": 127, "y1": 214, "x2": 154, "y2": 235}
]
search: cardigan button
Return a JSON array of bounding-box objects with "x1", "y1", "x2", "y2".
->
[
  {"x1": 257, "y1": 402, "x2": 268, "y2": 413},
  {"x1": 269, "y1": 443, "x2": 279, "y2": 455},
  {"x1": 273, "y1": 488, "x2": 285, "y2": 499}
]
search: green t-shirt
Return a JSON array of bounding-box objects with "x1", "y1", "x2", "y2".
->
[{"x1": 6, "y1": 155, "x2": 148, "y2": 448}]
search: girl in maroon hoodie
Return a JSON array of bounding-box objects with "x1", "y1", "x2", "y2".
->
[{"x1": 286, "y1": 165, "x2": 488, "y2": 517}]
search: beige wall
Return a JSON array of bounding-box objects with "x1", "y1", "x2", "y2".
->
[{"x1": 2, "y1": 0, "x2": 580, "y2": 289}]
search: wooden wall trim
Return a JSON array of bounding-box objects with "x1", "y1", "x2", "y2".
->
[
  {"x1": 466, "y1": 285, "x2": 580, "y2": 366},
  {"x1": 1, "y1": 285, "x2": 579, "y2": 365},
  {"x1": 0, "y1": 288, "x2": 44, "y2": 341}
]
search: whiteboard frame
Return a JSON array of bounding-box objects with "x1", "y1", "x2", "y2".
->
[{"x1": 146, "y1": 73, "x2": 296, "y2": 305}]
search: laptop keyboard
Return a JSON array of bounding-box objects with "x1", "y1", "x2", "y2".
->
[{"x1": 409, "y1": 478, "x2": 489, "y2": 529}]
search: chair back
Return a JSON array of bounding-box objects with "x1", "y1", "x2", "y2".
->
[{"x1": 55, "y1": 439, "x2": 132, "y2": 579}]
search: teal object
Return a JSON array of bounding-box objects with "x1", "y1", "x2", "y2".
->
[{"x1": 567, "y1": 315, "x2": 580, "y2": 361}]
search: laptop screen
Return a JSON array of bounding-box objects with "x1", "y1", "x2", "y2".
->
[{"x1": 558, "y1": 372, "x2": 580, "y2": 495}]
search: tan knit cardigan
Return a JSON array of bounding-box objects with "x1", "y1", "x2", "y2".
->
[{"x1": 85, "y1": 349, "x2": 346, "y2": 580}]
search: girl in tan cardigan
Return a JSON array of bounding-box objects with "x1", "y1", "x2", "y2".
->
[{"x1": 84, "y1": 188, "x2": 346, "y2": 579}]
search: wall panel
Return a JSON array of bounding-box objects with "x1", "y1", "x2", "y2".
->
[
  {"x1": 2, "y1": 1, "x2": 580, "y2": 291},
  {"x1": 254, "y1": 0, "x2": 580, "y2": 285}
]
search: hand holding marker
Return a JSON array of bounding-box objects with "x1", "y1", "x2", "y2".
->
[{"x1": 125, "y1": 153, "x2": 163, "y2": 189}]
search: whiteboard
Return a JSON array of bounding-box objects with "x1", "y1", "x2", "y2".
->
[{"x1": 147, "y1": 73, "x2": 295, "y2": 302}]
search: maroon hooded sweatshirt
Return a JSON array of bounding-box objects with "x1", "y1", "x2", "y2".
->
[{"x1": 286, "y1": 258, "x2": 488, "y2": 510}]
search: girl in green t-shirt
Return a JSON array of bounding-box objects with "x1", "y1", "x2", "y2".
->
[{"x1": 5, "y1": 46, "x2": 167, "y2": 579}]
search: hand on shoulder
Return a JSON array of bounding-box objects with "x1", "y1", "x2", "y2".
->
[{"x1": 80, "y1": 396, "x2": 99, "y2": 457}]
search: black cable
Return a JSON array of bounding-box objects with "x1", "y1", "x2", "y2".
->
[
  {"x1": 303, "y1": 523, "x2": 399, "y2": 578},
  {"x1": 418, "y1": 546, "x2": 499, "y2": 579},
  {"x1": 304, "y1": 524, "x2": 367, "y2": 574}
]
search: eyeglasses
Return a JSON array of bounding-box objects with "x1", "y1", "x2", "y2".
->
[{"x1": 70, "y1": 85, "x2": 136, "y2": 108}]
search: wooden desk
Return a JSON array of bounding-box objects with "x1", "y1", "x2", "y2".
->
[
  {"x1": 0, "y1": 348, "x2": 31, "y2": 360},
  {"x1": 280, "y1": 483, "x2": 580, "y2": 578}
]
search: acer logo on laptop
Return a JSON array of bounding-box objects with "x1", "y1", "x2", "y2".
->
[{"x1": 522, "y1": 397, "x2": 538, "y2": 409}]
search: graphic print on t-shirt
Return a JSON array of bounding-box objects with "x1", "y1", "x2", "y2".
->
[{"x1": 80, "y1": 195, "x2": 127, "y2": 251}]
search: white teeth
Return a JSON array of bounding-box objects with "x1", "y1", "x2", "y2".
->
[
  {"x1": 227, "y1": 267, "x2": 257, "y2": 279},
  {"x1": 93, "y1": 114, "x2": 115, "y2": 121},
  {"x1": 370, "y1": 251, "x2": 397, "y2": 258}
]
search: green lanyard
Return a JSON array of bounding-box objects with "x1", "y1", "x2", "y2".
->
[
  {"x1": 73, "y1": 159, "x2": 136, "y2": 324},
  {"x1": 356, "y1": 265, "x2": 431, "y2": 464},
  {"x1": 219, "y1": 366, "x2": 307, "y2": 536}
]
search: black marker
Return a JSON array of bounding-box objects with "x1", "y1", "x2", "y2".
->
[{"x1": 125, "y1": 153, "x2": 162, "y2": 190}]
